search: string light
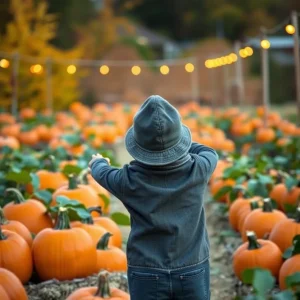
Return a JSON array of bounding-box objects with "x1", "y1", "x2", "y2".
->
[
  {"x1": 230, "y1": 53, "x2": 238, "y2": 62},
  {"x1": 131, "y1": 65, "x2": 141, "y2": 76},
  {"x1": 67, "y1": 65, "x2": 76, "y2": 74},
  {"x1": 239, "y1": 49, "x2": 247, "y2": 58},
  {"x1": 285, "y1": 24, "x2": 295, "y2": 35},
  {"x1": 185, "y1": 63, "x2": 195, "y2": 73},
  {"x1": 100, "y1": 65, "x2": 109, "y2": 75},
  {"x1": 261, "y1": 40, "x2": 271, "y2": 49},
  {"x1": 160, "y1": 65, "x2": 169, "y2": 75},
  {"x1": 245, "y1": 47, "x2": 254, "y2": 56},
  {"x1": 0, "y1": 59, "x2": 9, "y2": 68},
  {"x1": 30, "y1": 64, "x2": 43, "y2": 74}
]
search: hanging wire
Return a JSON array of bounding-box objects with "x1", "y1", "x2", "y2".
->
[{"x1": 262, "y1": 17, "x2": 291, "y2": 35}]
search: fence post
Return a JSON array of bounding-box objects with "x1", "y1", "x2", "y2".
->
[
  {"x1": 46, "y1": 58, "x2": 53, "y2": 112},
  {"x1": 11, "y1": 52, "x2": 19, "y2": 117}
]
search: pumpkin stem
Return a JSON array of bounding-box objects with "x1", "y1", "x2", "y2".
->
[
  {"x1": 54, "y1": 207, "x2": 71, "y2": 230},
  {"x1": 47, "y1": 155, "x2": 57, "y2": 172},
  {"x1": 247, "y1": 231, "x2": 261, "y2": 250},
  {"x1": 68, "y1": 174, "x2": 78, "y2": 190},
  {"x1": 78, "y1": 168, "x2": 89, "y2": 185},
  {"x1": 0, "y1": 226, "x2": 7, "y2": 240},
  {"x1": 0, "y1": 208, "x2": 8, "y2": 225},
  {"x1": 97, "y1": 232, "x2": 113, "y2": 250},
  {"x1": 262, "y1": 198, "x2": 273, "y2": 212},
  {"x1": 95, "y1": 271, "x2": 111, "y2": 298},
  {"x1": 5, "y1": 188, "x2": 26, "y2": 204},
  {"x1": 295, "y1": 207, "x2": 300, "y2": 223},
  {"x1": 82, "y1": 216, "x2": 94, "y2": 225},
  {"x1": 88, "y1": 206, "x2": 103, "y2": 216},
  {"x1": 250, "y1": 200, "x2": 259, "y2": 210}
]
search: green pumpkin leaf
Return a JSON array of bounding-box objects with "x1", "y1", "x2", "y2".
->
[
  {"x1": 213, "y1": 185, "x2": 233, "y2": 201},
  {"x1": 285, "y1": 176, "x2": 298, "y2": 192},
  {"x1": 56, "y1": 195, "x2": 82, "y2": 208},
  {"x1": 285, "y1": 272, "x2": 300, "y2": 289},
  {"x1": 283, "y1": 204, "x2": 297, "y2": 215},
  {"x1": 257, "y1": 174, "x2": 273, "y2": 185},
  {"x1": 272, "y1": 290, "x2": 294, "y2": 300},
  {"x1": 292, "y1": 235, "x2": 300, "y2": 256},
  {"x1": 34, "y1": 190, "x2": 53, "y2": 206},
  {"x1": 99, "y1": 193, "x2": 110, "y2": 209},
  {"x1": 67, "y1": 207, "x2": 91, "y2": 221},
  {"x1": 30, "y1": 173, "x2": 40, "y2": 192},
  {"x1": 5, "y1": 170, "x2": 31, "y2": 184},
  {"x1": 111, "y1": 212, "x2": 130, "y2": 226},
  {"x1": 283, "y1": 246, "x2": 293, "y2": 260},
  {"x1": 242, "y1": 268, "x2": 275, "y2": 296}
]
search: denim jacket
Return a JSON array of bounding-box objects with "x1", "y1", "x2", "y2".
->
[{"x1": 91, "y1": 142, "x2": 218, "y2": 269}]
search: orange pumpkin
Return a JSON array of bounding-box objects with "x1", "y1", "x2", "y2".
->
[
  {"x1": 32, "y1": 207, "x2": 96, "y2": 281},
  {"x1": 52, "y1": 175, "x2": 99, "y2": 208},
  {"x1": 229, "y1": 196, "x2": 261, "y2": 232},
  {"x1": 0, "y1": 228, "x2": 33, "y2": 283},
  {"x1": 233, "y1": 231, "x2": 282, "y2": 280},
  {"x1": 210, "y1": 178, "x2": 235, "y2": 203},
  {"x1": 4, "y1": 188, "x2": 53, "y2": 234},
  {"x1": 0, "y1": 208, "x2": 32, "y2": 247},
  {"x1": 0, "y1": 136, "x2": 20, "y2": 150},
  {"x1": 281, "y1": 186, "x2": 300, "y2": 211},
  {"x1": 91, "y1": 208, "x2": 122, "y2": 248},
  {"x1": 18, "y1": 130, "x2": 39, "y2": 146},
  {"x1": 241, "y1": 198, "x2": 287, "y2": 241},
  {"x1": 269, "y1": 207, "x2": 300, "y2": 252},
  {"x1": 256, "y1": 127, "x2": 276, "y2": 143},
  {"x1": 279, "y1": 235, "x2": 300, "y2": 290},
  {"x1": 269, "y1": 183, "x2": 287, "y2": 208},
  {"x1": 0, "y1": 268, "x2": 28, "y2": 300},
  {"x1": 66, "y1": 271, "x2": 129, "y2": 300},
  {"x1": 95, "y1": 233, "x2": 127, "y2": 272}
]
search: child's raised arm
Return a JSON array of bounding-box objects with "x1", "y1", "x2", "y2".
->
[
  {"x1": 89, "y1": 155, "x2": 124, "y2": 199},
  {"x1": 188, "y1": 142, "x2": 219, "y2": 180}
]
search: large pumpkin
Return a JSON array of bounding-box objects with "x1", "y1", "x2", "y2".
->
[
  {"x1": 0, "y1": 268, "x2": 28, "y2": 300},
  {"x1": 233, "y1": 231, "x2": 282, "y2": 280},
  {"x1": 241, "y1": 198, "x2": 287, "y2": 241},
  {"x1": 4, "y1": 188, "x2": 53, "y2": 234},
  {"x1": 269, "y1": 207, "x2": 300, "y2": 252},
  {"x1": 52, "y1": 175, "x2": 99, "y2": 208},
  {"x1": 32, "y1": 207, "x2": 96, "y2": 281},
  {"x1": 95, "y1": 233, "x2": 127, "y2": 272},
  {"x1": 0, "y1": 227, "x2": 33, "y2": 283},
  {"x1": 0, "y1": 208, "x2": 32, "y2": 247},
  {"x1": 66, "y1": 271, "x2": 129, "y2": 300},
  {"x1": 281, "y1": 185, "x2": 300, "y2": 211}
]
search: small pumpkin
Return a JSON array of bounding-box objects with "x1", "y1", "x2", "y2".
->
[
  {"x1": 210, "y1": 178, "x2": 235, "y2": 203},
  {"x1": 269, "y1": 183, "x2": 287, "y2": 209},
  {"x1": 71, "y1": 212, "x2": 110, "y2": 248},
  {"x1": 281, "y1": 184, "x2": 300, "y2": 211},
  {"x1": 32, "y1": 207, "x2": 96, "y2": 281},
  {"x1": 241, "y1": 198, "x2": 287, "y2": 241},
  {"x1": 66, "y1": 270, "x2": 129, "y2": 300},
  {"x1": 0, "y1": 227, "x2": 33, "y2": 283},
  {"x1": 0, "y1": 268, "x2": 28, "y2": 300},
  {"x1": 90, "y1": 207, "x2": 122, "y2": 248},
  {"x1": 269, "y1": 207, "x2": 300, "y2": 252},
  {"x1": 279, "y1": 235, "x2": 300, "y2": 290},
  {"x1": 0, "y1": 208, "x2": 32, "y2": 247},
  {"x1": 4, "y1": 188, "x2": 53, "y2": 234},
  {"x1": 95, "y1": 233, "x2": 127, "y2": 272},
  {"x1": 229, "y1": 195, "x2": 261, "y2": 232},
  {"x1": 233, "y1": 231, "x2": 282, "y2": 280},
  {"x1": 52, "y1": 175, "x2": 99, "y2": 208}
]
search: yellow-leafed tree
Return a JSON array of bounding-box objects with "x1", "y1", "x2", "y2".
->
[{"x1": 0, "y1": 0, "x2": 83, "y2": 111}]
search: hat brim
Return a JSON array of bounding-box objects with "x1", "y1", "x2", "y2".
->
[{"x1": 125, "y1": 125, "x2": 192, "y2": 166}]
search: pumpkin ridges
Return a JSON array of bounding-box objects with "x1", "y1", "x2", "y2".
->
[
  {"x1": 0, "y1": 268, "x2": 28, "y2": 300},
  {"x1": 66, "y1": 271, "x2": 130, "y2": 300},
  {"x1": 233, "y1": 232, "x2": 282, "y2": 280},
  {"x1": 4, "y1": 189, "x2": 53, "y2": 234},
  {"x1": 95, "y1": 233, "x2": 127, "y2": 273},
  {"x1": 0, "y1": 228, "x2": 33, "y2": 283},
  {"x1": 0, "y1": 286, "x2": 9, "y2": 300},
  {"x1": 32, "y1": 208, "x2": 96, "y2": 281}
]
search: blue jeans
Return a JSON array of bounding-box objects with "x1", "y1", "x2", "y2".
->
[{"x1": 127, "y1": 259, "x2": 210, "y2": 300}]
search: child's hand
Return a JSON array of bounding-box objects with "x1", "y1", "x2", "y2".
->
[{"x1": 88, "y1": 154, "x2": 110, "y2": 171}]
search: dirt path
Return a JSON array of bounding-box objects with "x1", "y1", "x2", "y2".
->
[{"x1": 111, "y1": 140, "x2": 240, "y2": 300}]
